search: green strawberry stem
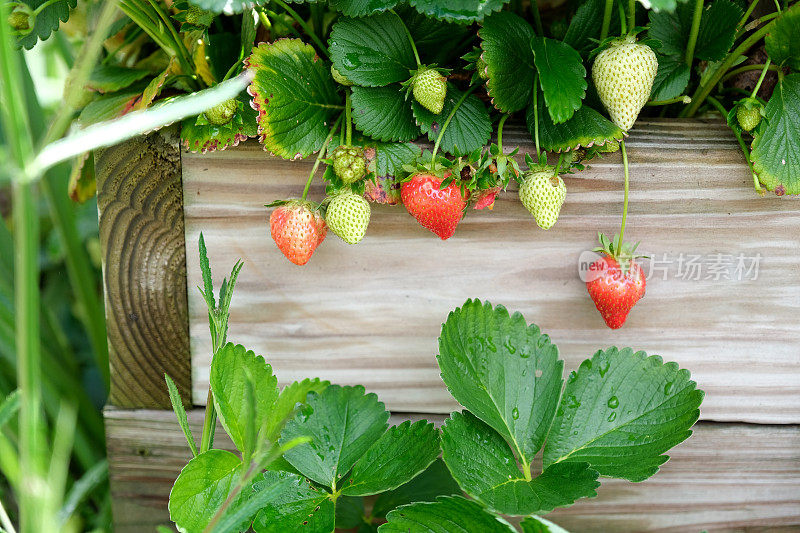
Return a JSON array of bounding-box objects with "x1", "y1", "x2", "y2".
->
[
  {"x1": 618, "y1": 139, "x2": 630, "y2": 249},
  {"x1": 345, "y1": 90, "x2": 352, "y2": 146},
  {"x1": 272, "y1": 0, "x2": 329, "y2": 59},
  {"x1": 302, "y1": 114, "x2": 343, "y2": 200},
  {"x1": 497, "y1": 113, "x2": 509, "y2": 153},
  {"x1": 750, "y1": 58, "x2": 772, "y2": 99},
  {"x1": 532, "y1": 79, "x2": 541, "y2": 155},
  {"x1": 736, "y1": 0, "x2": 761, "y2": 31},
  {"x1": 600, "y1": 0, "x2": 614, "y2": 41},
  {"x1": 706, "y1": 96, "x2": 763, "y2": 194},
  {"x1": 684, "y1": 0, "x2": 703, "y2": 66},
  {"x1": 531, "y1": 0, "x2": 544, "y2": 35},
  {"x1": 626, "y1": 0, "x2": 635, "y2": 35},
  {"x1": 554, "y1": 152, "x2": 565, "y2": 177},
  {"x1": 721, "y1": 63, "x2": 777, "y2": 83},
  {"x1": 31, "y1": 0, "x2": 61, "y2": 16},
  {"x1": 617, "y1": 0, "x2": 627, "y2": 35},
  {"x1": 392, "y1": 10, "x2": 421, "y2": 67},
  {"x1": 430, "y1": 84, "x2": 478, "y2": 166}
]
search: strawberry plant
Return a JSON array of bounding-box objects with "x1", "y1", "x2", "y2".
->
[{"x1": 164, "y1": 242, "x2": 704, "y2": 532}]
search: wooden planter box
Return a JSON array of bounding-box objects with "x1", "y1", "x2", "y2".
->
[{"x1": 98, "y1": 119, "x2": 800, "y2": 532}]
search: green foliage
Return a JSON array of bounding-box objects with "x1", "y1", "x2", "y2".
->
[
  {"x1": 412, "y1": 83, "x2": 491, "y2": 155},
  {"x1": 351, "y1": 85, "x2": 421, "y2": 141},
  {"x1": 649, "y1": 0, "x2": 741, "y2": 61},
  {"x1": 530, "y1": 36, "x2": 587, "y2": 124},
  {"x1": 765, "y1": 6, "x2": 800, "y2": 71},
  {"x1": 520, "y1": 516, "x2": 571, "y2": 533},
  {"x1": 752, "y1": 74, "x2": 800, "y2": 195},
  {"x1": 527, "y1": 96, "x2": 623, "y2": 152},
  {"x1": 252, "y1": 470, "x2": 336, "y2": 532},
  {"x1": 379, "y1": 495, "x2": 516, "y2": 532},
  {"x1": 409, "y1": 0, "x2": 509, "y2": 23},
  {"x1": 16, "y1": 0, "x2": 76, "y2": 49},
  {"x1": 650, "y1": 54, "x2": 690, "y2": 101},
  {"x1": 479, "y1": 11, "x2": 536, "y2": 113},
  {"x1": 247, "y1": 39, "x2": 341, "y2": 159}
]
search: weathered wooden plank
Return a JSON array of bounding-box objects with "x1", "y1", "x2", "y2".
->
[
  {"x1": 96, "y1": 129, "x2": 191, "y2": 408},
  {"x1": 104, "y1": 407, "x2": 800, "y2": 532},
  {"x1": 181, "y1": 119, "x2": 800, "y2": 423}
]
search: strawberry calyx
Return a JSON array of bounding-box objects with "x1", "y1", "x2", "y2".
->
[
  {"x1": 265, "y1": 198, "x2": 324, "y2": 215},
  {"x1": 593, "y1": 232, "x2": 646, "y2": 277}
]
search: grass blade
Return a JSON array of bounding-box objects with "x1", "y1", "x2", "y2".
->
[
  {"x1": 0, "y1": 390, "x2": 20, "y2": 430},
  {"x1": 166, "y1": 374, "x2": 198, "y2": 457}
]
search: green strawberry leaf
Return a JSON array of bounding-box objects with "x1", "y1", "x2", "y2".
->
[
  {"x1": 564, "y1": 0, "x2": 622, "y2": 57},
  {"x1": 693, "y1": 0, "x2": 742, "y2": 62},
  {"x1": 765, "y1": 4, "x2": 800, "y2": 71},
  {"x1": 181, "y1": 96, "x2": 258, "y2": 154},
  {"x1": 210, "y1": 343, "x2": 279, "y2": 455},
  {"x1": 246, "y1": 39, "x2": 341, "y2": 159},
  {"x1": 351, "y1": 85, "x2": 420, "y2": 142},
  {"x1": 649, "y1": 0, "x2": 740, "y2": 62},
  {"x1": 752, "y1": 74, "x2": 800, "y2": 195},
  {"x1": 86, "y1": 66, "x2": 150, "y2": 94},
  {"x1": 76, "y1": 89, "x2": 143, "y2": 127},
  {"x1": 187, "y1": 0, "x2": 261, "y2": 14},
  {"x1": 530, "y1": 36, "x2": 587, "y2": 124},
  {"x1": 526, "y1": 97, "x2": 623, "y2": 152},
  {"x1": 279, "y1": 385, "x2": 390, "y2": 488},
  {"x1": 479, "y1": 11, "x2": 536, "y2": 113},
  {"x1": 403, "y1": 7, "x2": 473, "y2": 64},
  {"x1": 340, "y1": 420, "x2": 440, "y2": 497},
  {"x1": 329, "y1": 12, "x2": 417, "y2": 87},
  {"x1": 412, "y1": 84, "x2": 491, "y2": 156},
  {"x1": 379, "y1": 496, "x2": 516, "y2": 532},
  {"x1": 264, "y1": 378, "x2": 330, "y2": 443},
  {"x1": 168, "y1": 450, "x2": 245, "y2": 532},
  {"x1": 328, "y1": 0, "x2": 399, "y2": 17},
  {"x1": 409, "y1": 0, "x2": 509, "y2": 24},
  {"x1": 437, "y1": 300, "x2": 563, "y2": 465},
  {"x1": 543, "y1": 347, "x2": 704, "y2": 482},
  {"x1": 371, "y1": 459, "x2": 462, "y2": 518},
  {"x1": 371, "y1": 141, "x2": 421, "y2": 177},
  {"x1": 441, "y1": 411, "x2": 599, "y2": 515},
  {"x1": 16, "y1": 0, "x2": 77, "y2": 50},
  {"x1": 520, "y1": 516, "x2": 571, "y2": 533},
  {"x1": 335, "y1": 495, "x2": 366, "y2": 529},
  {"x1": 650, "y1": 54, "x2": 690, "y2": 101},
  {"x1": 251, "y1": 470, "x2": 335, "y2": 533}
]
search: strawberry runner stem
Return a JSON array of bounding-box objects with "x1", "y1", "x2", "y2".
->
[
  {"x1": 430, "y1": 84, "x2": 478, "y2": 166},
  {"x1": 345, "y1": 90, "x2": 352, "y2": 146},
  {"x1": 684, "y1": 0, "x2": 704, "y2": 66},
  {"x1": 301, "y1": 114, "x2": 343, "y2": 200},
  {"x1": 750, "y1": 59, "x2": 772, "y2": 98},
  {"x1": 532, "y1": 78, "x2": 541, "y2": 156},
  {"x1": 618, "y1": 140, "x2": 630, "y2": 249}
]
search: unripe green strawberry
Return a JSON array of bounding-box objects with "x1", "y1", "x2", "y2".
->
[
  {"x1": 518, "y1": 170, "x2": 566, "y2": 230},
  {"x1": 476, "y1": 56, "x2": 489, "y2": 81},
  {"x1": 331, "y1": 145, "x2": 366, "y2": 184},
  {"x1": 326, "y1": 191, "x2": 370, "y2": 244},
  {"x1": 592, "y1": 36, "x2": 658, "y2": 131},
  {"x1": 7, "y1": 3, "x2": 34, "y2": 36},
  {"x1": 331, "y1": 66, "x2": 353, "y2": 86},
  {"x1": 412, "y1": 68, "x2": 447, "y2": 115},
  {"x1": 737, "y1": 105, "x2": 761, "y2": 132},
  {"x1": 185, "y1": 5, "x2": 211, "y2": 26},
  {"x1": 204, "y1": 98, "x2": 237, "y2": 125}
]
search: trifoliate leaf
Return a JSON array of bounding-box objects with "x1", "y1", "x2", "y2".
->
[
  {"x1": 251, "y1": 470, "x2": 334, "y2": 533},
  {"x1": 379, "y1": 496, "x2": 516, "y2": 532},
  {"x1": 169, "y1": 450, "x2": 244, "y2": 532},
  {"x1": 328, "y1": 0, "x2": 399, "y2": 16},
  {"x1": 479, "y1": 11, "x2": 536, "y2": 113},
  {"x1": 650, "y1": 53, "x2": 690, "y2": 101},
  {"x1": 341, "y1": 420, "x2": 440, "y2": 497},
  {"x1": 409, "y1": 0, "x2": 509, "y2": 24},
  {"x1": 765, "y1": 4, "x2": 800, "y2": 71},
  {"x1": 329, "y1": 12, "x2": 417, "y2": 87},
  {"x1": 441, "y1": 411, "x2": 599, "y2": 515},
  {"x1": 530, "y1": 36, "x2": 587, "y2": 124},
  {"x1": 246, "y1": 39, "x2": 341, "y2": 160},
  {"x1": 752, "y1": 74, "x2": 800, "y2": 195},
  {"x1": 437, "y1": 300, "x2": 563, "y2": 465},
  {"x1": 520, "y1": 516, "x2": 571, "y2": 533},
  {"x1": 371, "y1": 459, "x2": 462, "y2": 518},
  {"x1": 526, "y1": 97, "x2": 623, "y2": 152},
  {"x1": 210, "y1": 343, "x2": 279, "y2": 455},
  {"x1": 279, "y1": 385, "x2": 389, "y2": 488},
  {"x1": 412, "y1": 84, "x2": 491, "y2": 156},
  {"x1": 16, "y1": 0, "x2": 77, "y2": 50},
  {"x1": 543, "y1": 347, "x2": 704, "y2": 482},
  {"x1": 351, "y1": 85, "x2": 420, "y2": 142}
]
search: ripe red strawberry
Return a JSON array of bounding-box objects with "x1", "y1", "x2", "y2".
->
[
  {"x1": 269, "y1": 201, "x2": 327, "y2": 266},
  {"x1": 585, "y1": 235, "x2": 646, "y2": 329},
  {"x1": 401, "y1": 172, "x2": 467, "y2": 240}
]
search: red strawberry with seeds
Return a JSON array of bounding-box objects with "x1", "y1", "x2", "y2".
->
[
  {"x1": 401, "y1": 172, "x2": 467, "y2": 240},
  {"x1": 269, "y1": 200, "x2": 327, "y2": 266},
  {"x1": 585, "y1": 234, "x2": 646, "y2": 329}
]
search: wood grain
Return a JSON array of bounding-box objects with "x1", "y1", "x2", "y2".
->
[
  {"x1": 181, "y1": 119, "x2": 800, "y2": 424},
  {"x1": 96, "y1": 129, "x2": 191, "y2": 409},
  {"x1": 104, "y1": 407, "x2": 800, "y2": 532}
]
